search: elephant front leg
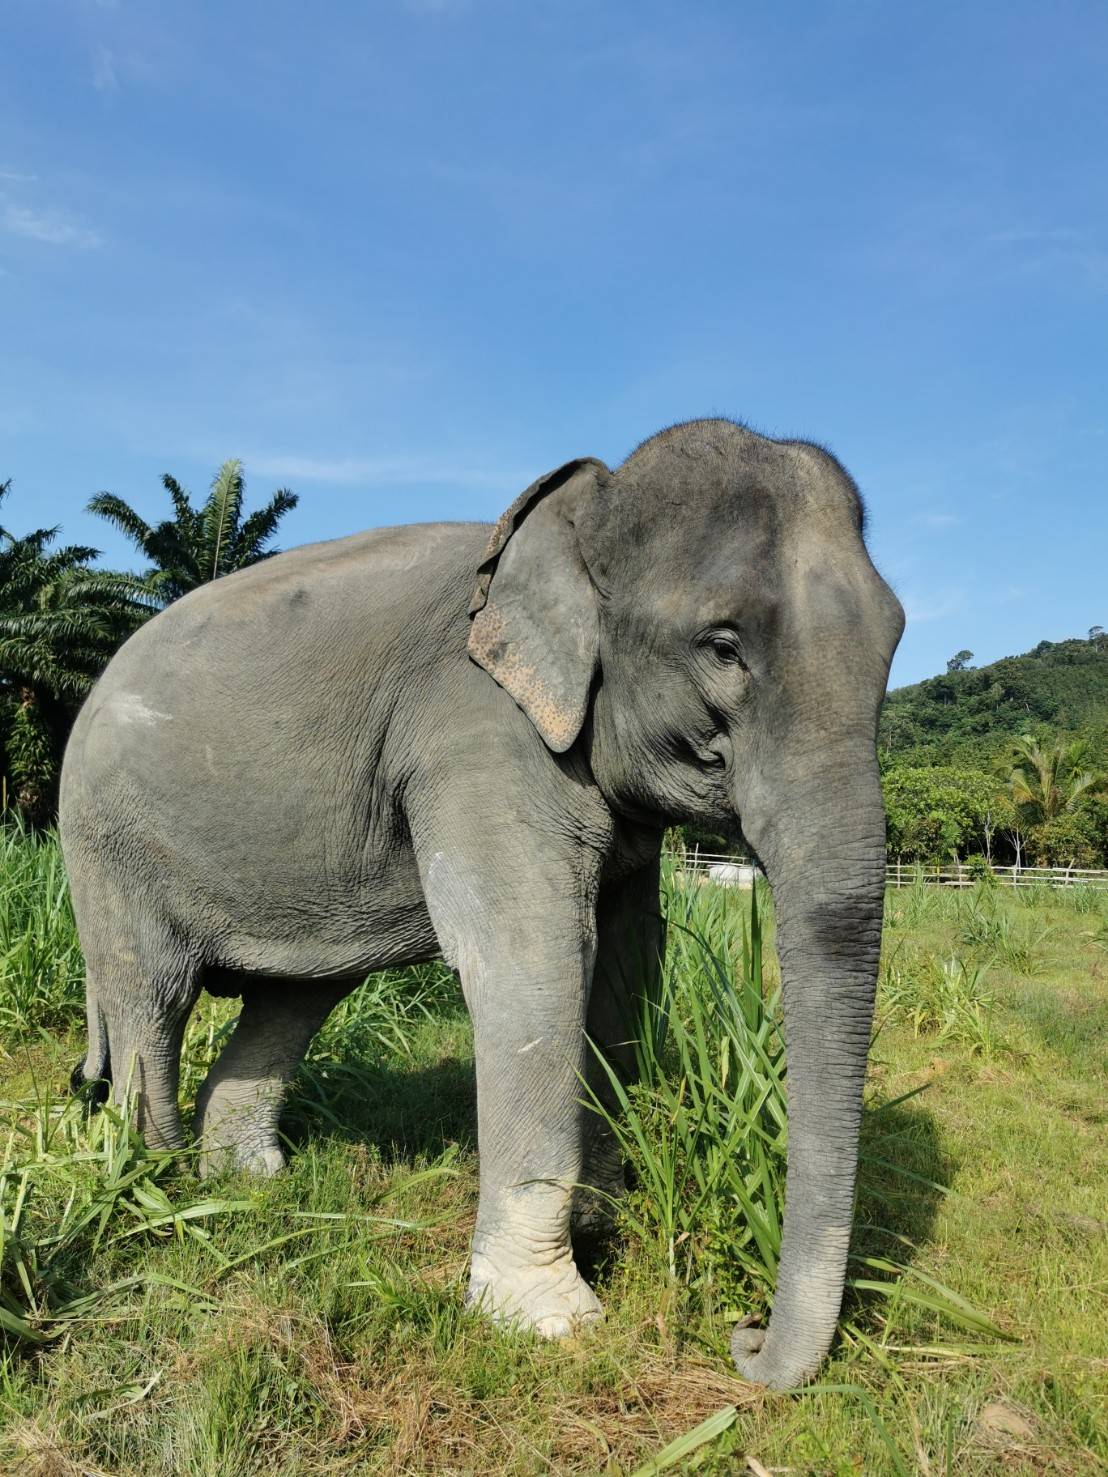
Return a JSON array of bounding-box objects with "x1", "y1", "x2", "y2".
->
[
  {"x1": 419, "y1": 832, "x2": 604, "y2": 1337},
  {"x1": 464, "y1": 945, "x2": 604, "y2": 1338}
]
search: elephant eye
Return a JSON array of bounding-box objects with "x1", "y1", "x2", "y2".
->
[{"x1": 707, "y1": 635, "x2": 745, "y2": 666}]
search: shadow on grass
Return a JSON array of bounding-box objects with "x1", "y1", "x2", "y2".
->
[
  {"x1": 848, "y1": 1095, "x2": 952, "y2": 1329},
  {"x1": 283, "y1": 1018, "x2": 478, "y2": 1165},
  {"x1": 858, "y1": 1097, "x2": 950, "y2": 1243}
]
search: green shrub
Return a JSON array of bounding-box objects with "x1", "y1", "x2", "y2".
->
[{"x1": 879, "y1": 954, "x2": 998, "y2": 1056}]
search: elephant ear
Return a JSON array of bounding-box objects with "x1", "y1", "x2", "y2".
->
[{"x1": 468, "y1": 458, "x2": 606, "y2": 752}]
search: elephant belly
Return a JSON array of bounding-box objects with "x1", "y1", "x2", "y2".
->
[{"x1": 204, "y1": 840, "x2": 443, "y2": 982}]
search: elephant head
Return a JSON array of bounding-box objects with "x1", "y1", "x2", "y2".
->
[{"x1": 468, "y1": 418, "x2": 904, "y2": 1389}]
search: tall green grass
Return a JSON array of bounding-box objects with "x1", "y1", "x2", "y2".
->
[
  {"x1": 879, "y1": 952, "x2": 998, "y2": 1056},
  {"x1": 1, "y1": 1079, "x2": 454, "y2": 1348},
  {"x1": 0, "y1": 1084, "x2": 248, "y2": 1343},
  {"x1": 587, "y1": 867, "x2": 1005, "y2": 1352},
  {"x1": 0, "y1": 822, "x2": 84, "y2": 1039},
  {"x1": 587, "y1": 872, "x2": 786, "y2": 1312}
]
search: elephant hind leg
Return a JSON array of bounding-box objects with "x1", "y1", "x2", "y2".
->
[
  {"x1": 194, "y1": 979, "x2": 350, "y2": 1176},
  {"x1": 573, "y1": 859, "x2": 665, "y2": 1236},
  {"x1": 77, "y1": 937, "x2": 202, "y2": 1152}
]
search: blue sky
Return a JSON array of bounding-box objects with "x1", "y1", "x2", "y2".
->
[{"x1": 2, "y1": 0, "x2": 1106, "y2": 687}]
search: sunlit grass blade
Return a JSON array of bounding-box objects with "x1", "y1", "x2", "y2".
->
[{"x1": 628, "y1": 1403, "x2": 740, "y2": 1476}]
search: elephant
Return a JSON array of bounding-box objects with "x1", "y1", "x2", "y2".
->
[{"x1": 60, "y1": 417, "x2": 903, "y2": 1389}]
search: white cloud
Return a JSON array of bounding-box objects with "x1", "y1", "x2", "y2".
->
[
  {"x1": 0, "y1": 169, "x2": 37, "y2": 183},
  {"x1": 3, "y1": 203, "x2": 101, "y2": 249},
  {"x1": 242, "y1": 452, "x2": 512, "y2": 489},
  {"x1": 868, "y1": 202, "x2": 1108, "y2": 299},
  {"x1": 900, "y1": 587, "x2": 965, "y2": 625},
  {"x1": 988, "y1": 227, "x2": 1083, "y2": 247},
  {"x1": 989, "y1": 226, "x2": 1108, "y2": 294},
  {"x1": 90, "y1": 43, "x2": 156, "y2": 93}
]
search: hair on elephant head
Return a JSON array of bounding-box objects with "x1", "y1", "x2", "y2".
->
[{"x1": 469, "y1": 418, "x2": 905, "y2": 1388}]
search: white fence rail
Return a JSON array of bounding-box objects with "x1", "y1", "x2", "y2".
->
[
  {"x1": 671, "y1": 849, "x2": 1108, "y2": 892},
  {"x1": 884, "y1": 861, "x2": 1108, "y2": 891}
]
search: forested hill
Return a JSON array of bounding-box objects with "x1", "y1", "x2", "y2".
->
[{"x1": 880, "y1": 633, "x2": 1108, "y2": 766}]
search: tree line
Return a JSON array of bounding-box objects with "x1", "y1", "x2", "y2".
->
[
  {"x1": 0, "y1": 461, "x2": 297, "y2": 821},
  {"x1": 879, "y1": 634, "x2": 1108, "y2": 868},
  {"x1": 881, "y1": 733, "x2": 1108, "y2": 869}
]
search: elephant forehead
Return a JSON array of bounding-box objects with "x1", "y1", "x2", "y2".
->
[
  {"x1": 606, "y1": 536, "x2": 880, "y2": 657},
  {"x1": 594, "y1": 481, "x2": 784, "y2": 594},
  {"x1": 610, "y1": 526, "x2": 785, "y2": 626}
]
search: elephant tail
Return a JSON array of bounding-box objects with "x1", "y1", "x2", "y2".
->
[{"x1": 70, "y1": 987, "x2": 111, "y2": 1109}]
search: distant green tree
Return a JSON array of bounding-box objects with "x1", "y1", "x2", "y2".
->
[
  {"x1": 881, "y1": 765, "x2": 1013, "y2": 863},
  {"x1": 880, "y1": 636, "x2": 1108, "y2": 765},
  {"x1": 1006, "y1": 733, "x2": 1103, "y2": 827},
  {"x1": 1084, "y1": 793, "x2": 1108, "y2": 864},
  {"x1": 88, "y1": 459, "x2": 298, "y2": 606},
  {"x1": 1025, "y1": 811, "x2": 1099, "y2": 868},
  {"x1": 0, "y1": 480, "x2": 151, "y2": 820},
  {"x1": 946, "y1": 649, "x2": 974, "y2": 673}
]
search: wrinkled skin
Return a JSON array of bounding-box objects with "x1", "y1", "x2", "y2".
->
[{"x1": 60, "y1": 419, "x2": 903, "y2": 1388}]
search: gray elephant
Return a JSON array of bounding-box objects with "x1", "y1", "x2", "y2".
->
[{"x1": 60, "y1": 418, "x2": 903, "y2": 1389}]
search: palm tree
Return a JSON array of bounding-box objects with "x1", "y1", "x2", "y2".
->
[
  {"x1": 88, "y1": 459, "x2": 298, "y2": 606},
  {"x1": 1006, "y1": 733, "x2": 1102, "y2": 827},
  {"x1": 0, "y1": 480, "x2": 153, "y2": 819}
]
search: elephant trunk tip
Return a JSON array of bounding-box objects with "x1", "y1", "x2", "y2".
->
[
  {"x1": 71, "y1": 992, "x2": 112, "y2": 1112},
  {"x1": 730, "y1": 1321, "x2": 833, "y2": 1391},
  {"x1": 70, "y1": 1058, "x2": 111, "y2": 1111}
]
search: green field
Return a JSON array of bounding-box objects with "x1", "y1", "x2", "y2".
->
[{"x1": 1, "y1": 827, "x2": 1105, "y2": 1475}]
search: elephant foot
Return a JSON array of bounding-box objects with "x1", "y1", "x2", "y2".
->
[
  {"x1": 198, "y1": 1138, "x2": 286, "y2": 1178},
  {"x1": 467, "y1": 1247, "x2": 604, "y2": 1339}
]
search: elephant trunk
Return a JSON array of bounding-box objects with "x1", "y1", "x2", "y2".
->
[{"x1": 731, "y1": 738, "x2": 887, "y2": 1389}]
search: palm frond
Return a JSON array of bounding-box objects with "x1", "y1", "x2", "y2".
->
[
  {"x1": 234, "y1": 489, "x2": 298, "y2": 565},
  {"x1": 1, "y1": 527, "x2": 64, "y2": 563},
  {"x1": 36, "y1": 545, "x2": 104, "y2": 580},
  {"x1": 1064, "y1": 771, "x2": 1098, "y2": 811},
  {"x1": 87, "y1": 493, "x2": 155, "y2": 554},
  {"x1": 63, "y1": 568, "x2": 156, "y2": 601},
  {"x1": 162, "y1": 474, "x2": 197, "y2": 529},
  {"x1": 202, "y1": 459, "x2": 245, "y2": 580}
]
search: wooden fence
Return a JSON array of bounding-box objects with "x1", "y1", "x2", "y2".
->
[
  {"x1": 672, "y1": 848, "x2": 1108, "y2": 892},
  {"x1": 884, "y1": 860, "x2": 1108, "y2": 891}
]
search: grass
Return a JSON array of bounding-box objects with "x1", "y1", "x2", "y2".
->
[
  {"x1": 1, "y1": 830, "x2": 1106, "y2": 1473},
  {"x1": 879, "y1": 952, "x2": 999, "y2": 1057},
  {"x1": 0, "y1": 822, "x2": 84, "y2": 1041}
]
